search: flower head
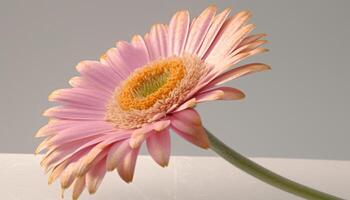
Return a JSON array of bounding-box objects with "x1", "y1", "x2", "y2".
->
[{"x1": 36, "y1": 5, "x2": 269, "y2": 199}]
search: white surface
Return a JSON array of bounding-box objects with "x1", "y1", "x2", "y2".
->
[{"x1": 0, "y1": 154, "x2": 349, "y2": 200}]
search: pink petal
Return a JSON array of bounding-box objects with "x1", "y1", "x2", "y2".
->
[
  {"x1": 145, "y1": 24, "x2": 168, "y2": 60},
  {"x1": 226, "y1": 24, "x2": 256, "y2": 55},
  {"x1": 75, "y1": 61, "x2": 120, "y2": 93},
  {"x1": 75, "y1": 133, "x2": 131, "y2": 176},
  {"x1": 153, "y1": 120, "x2": 171, "y2": 131},
  {"x1": 231, "y1": 39, "x2": 267, "y2": 56},
  {"x1": 116, "y1": 41, "x2": 149, "y2": 72},
  {"x1": 197, "y1": 8, "x2": 231, "y2": 58},
  {"x1": 206, "y1": 23, "x2": 255, "y2": 68},
  {"x1": 116, "y1": 146, "x2": 140, "y2": 183},
  {"x1": 60, "y1": 161, "x2": 79, "y2": 189},
  {"x1": 72, "y1": 176, "x2": 86, "y2": 200},
  {"x1": 86, "y1": 157, "x2": 107, "y2": 194},
  {"x1": 68, "y1": 76, "x2": 112, "y2": 98},
  {"x1": 149, "y1": 112, "x2": 167, "y2": 122},
  {"x1": 172, "y1": 98, "x2": 197, "y2": 113},
  {"x1": 204, "y1": 11, "x2": 252, "y2": 64},
  {"x1": 146, "y1": 128, "x2": 171, "y2": 167},
  {"x1": 197, "y1": 48, "x2": 268, "y2": 91},
  {"x1": 68, "y1": 76, "x2": 102, "y2": 91},
  {"x1": 184, "y1": 5, "x2": 216, "y2": 54},
  {"x1": 68, "y1": 76, "x2": 82, "y2": 87},
  {"x1": 204, "y1": 63, "x2": 271, "y2": 89},
  {"x1": 45, "y1": 144, "x2": 94, "y2": 174},
  {"x1": 36, "y1": 120, "x2": 79, "y2": 138},
  {"x1": 75, "y1": 148, "x2": 107, "y2": 178},
  {"x1": 131, "y1": 35, "x2": 150, "y2": 64},
  {"x1": 48, "y1": 88, "x2": 109, "y2": 110},
  {"x1": 41, "y1": 135, "x2": 101, "y2": 169},
  {"x1": 48, "y1": 148, "x2": 90, "y2": 185},
  {"x1": 171, "y1": 125, "x2": 209, "y2": 149},
  {"x1": 129, "y1": 120, "x2": 170, "y2": 148},
  {"x1": 43, "y1": 135, "x2": 125, "y2": 187},
  {"x1": 172, "y1": 108, "x2": 202, "y2": 126},
  {"x1": 129, "y1": 127, "x2": 151, "y2": 149},
  {"x1": 106, "y1": 139, "x2": 130, "y2": 171},
  {"x1": 168, "y1": 10, "x2": 190, "y2": 56},
  {"x1": 48, "y1": 159, "x2": 70, "y2": 185},
  {"x1": 35, "y1": 137, "x2": 54, "y2": 154},
  {"x1": 170, "y1": 108, "x2": 209, "y2": 149},
  {"x1": 43, "y1": 106, "x2": 105, "y2": 121},
  {"x1": 195, "y1": 87, "x2": 245, "y2": 103},
  {"x1": 238, "y1": 33, "x2": 267, "y2": 48},
  {"x1": 101, "y1": 47, "x2": 129, "y2": 79},
  {"x1": 215, "y1": 47, "x2": 269, "y2": 75},
  {"x1": 61, "y1": 144, "x2": 106, "y2": 189},
  {"x1": 105, "y1": 46, "x2": 132, "y2": 78},
  {"x1": 47, "y1": 133, "x2": 129, "y2": 172},
  {"x1": 47, "y1": 121, "x2": 116, "y2": 146}
]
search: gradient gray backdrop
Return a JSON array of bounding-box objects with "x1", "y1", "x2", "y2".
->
[{"x1": 1, "y1": 0, "x2": 349, "y2": 160}]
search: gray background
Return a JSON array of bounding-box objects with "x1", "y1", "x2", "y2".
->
[{"x1": 1, "y1": 0, "x2": 349, "y2": 160}]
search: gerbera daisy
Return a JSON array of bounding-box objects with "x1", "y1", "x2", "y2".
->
[{"x1": 36, "y1": 5, "x2": 270, "y2": 199}]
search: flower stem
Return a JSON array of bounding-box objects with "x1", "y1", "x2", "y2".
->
[{"x1": 205, "y1": 128, "x2": 343, "y2": 200}]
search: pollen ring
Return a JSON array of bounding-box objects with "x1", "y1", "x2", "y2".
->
[{"x1": 117, "y1": 58, "x2": 186, "y2": 111}]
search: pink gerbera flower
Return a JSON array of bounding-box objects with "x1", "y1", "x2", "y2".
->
[{"x1": 36, "y1": 5, "x2": 269, "y2": 199}]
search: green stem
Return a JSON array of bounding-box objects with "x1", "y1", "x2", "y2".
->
[{"x1": 205, "y1": 128, "x2": 344, "y2": 200}]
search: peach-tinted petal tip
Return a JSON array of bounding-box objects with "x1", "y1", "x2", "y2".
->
[
  {"x1": 264, "y1": 64, "x2": 272, "y2": 70},
  {"x1": 68, "y1": 76, "x2": 81, "y2": 87},
  {"x1": 195, "y1": 86, "x2": 246, "y2": 103},
  {"x1": 75, "y1": 61, "x2": 86, "y2": 72},
  {"x1": 129, "y1": 134, "x2": 145, "y2": 149},
  {"x1": 117, "y1": 148, "x2": 139, "y2": 183},
  {"x1": 72, "y1": 176, "x2": 86, "y2": 200},
  {"x1": 153, "y1": 120, "x2": 171, "y2": 132},
  {"x1": 35, "y1": 125, "x2": 48, "y2": 138},
  {"x1": 35, "y1": 139, "x2": 49, "y2": 154},
  {"x1": 171, "y1": 109, "x2": 210, "y2": 149},
  {"x1": 204, "y1": 4, "x2": 217, "y2": 14},
  {"x1": 147, "y1": 129, "x2": 171, "y2": 167},
  {"x1": 48, "y1": 89, "x2": 61, "y2": 101}
]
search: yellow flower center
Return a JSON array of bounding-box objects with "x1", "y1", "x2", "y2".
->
[
  {"x1": 106, "y1": 55, "x2": 207, "y2": 129},
  {"x1": 117, "y1": 58, "x2": 186, "y2": 111}
]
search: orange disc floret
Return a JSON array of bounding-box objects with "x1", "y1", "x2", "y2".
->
[{"x1": 117, "y1": 58, "x2": 186, "y2": 111}]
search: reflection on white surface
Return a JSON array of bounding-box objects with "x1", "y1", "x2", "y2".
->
[{"x1": 1, "y1": 154, "x2": 349, "y2": 200}]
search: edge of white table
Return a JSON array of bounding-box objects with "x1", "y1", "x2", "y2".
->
[{"x1": 1, "y1": 154, "x2": 349, "y2": 200}]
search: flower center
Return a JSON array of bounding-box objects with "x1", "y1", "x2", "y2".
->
[
  {"x1": 105, "y1": 55, "x2": 207, "y2": 129},
  {"x1": 117, "y1": 58, "x2": 186, "y2": 111}
]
